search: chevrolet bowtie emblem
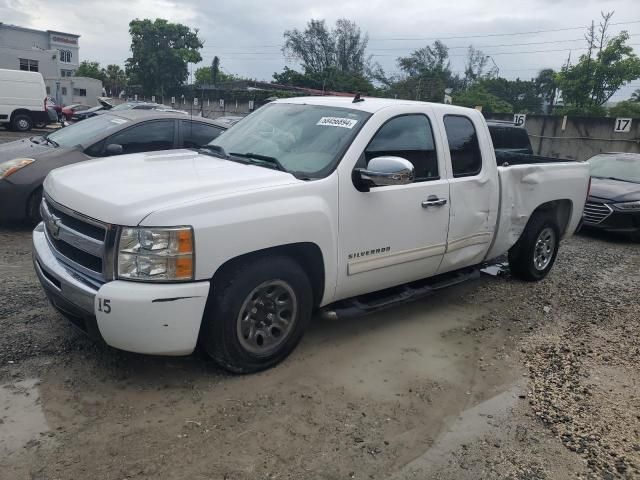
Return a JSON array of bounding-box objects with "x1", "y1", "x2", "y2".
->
[{"x1": 48, "y1": 213, "x2": 62, "y2": 239}]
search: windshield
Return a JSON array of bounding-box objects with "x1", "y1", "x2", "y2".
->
[
  {"x1": 208, "y1": 103, "x2": 370, "y2": 177},
  {"x1": 588, "y1": 154, "x2": 640, "y2": 183},
  {"x1": 47, "y1": 114, "x2": 129, "y2": 148}
]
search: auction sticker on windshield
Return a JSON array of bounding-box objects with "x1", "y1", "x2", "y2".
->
[{"x1": 316, "y1": 117, "x2": 358, "y2": 129}]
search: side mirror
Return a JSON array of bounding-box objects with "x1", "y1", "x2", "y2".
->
[
  {"x1": 105, "y1": 143, "x2": 123, "y2": 155},
  {"x1": 353, "y1": 156, "x2": 415, "y2": 192}
]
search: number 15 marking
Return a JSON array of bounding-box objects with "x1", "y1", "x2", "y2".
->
[{"x1": 97, "y1": 298, "x2": 111, "y2": 314}]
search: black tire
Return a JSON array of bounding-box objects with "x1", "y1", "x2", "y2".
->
[
  {"x1": 508, "y1": 212, "x2": 560, "y2": 281},
  {"x1": 11, "y1": 113, "x2": 33, "y2": 132},
  {"x1": 200, "y1": 255, "x2": 313, "y2": 374},
  {"x1": 26, "y1": 188, "x2": 43, "y2": 224}
]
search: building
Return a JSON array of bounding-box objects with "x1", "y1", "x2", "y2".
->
[{"x1": 0, "y1": 23, "x2": 103, "y2": 106}]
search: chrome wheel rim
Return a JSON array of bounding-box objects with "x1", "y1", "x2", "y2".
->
[
  {"x1": 533, "y1": 227, "x2": 556, "y2": 271},
  {"x1": 17, "y1": 119, "x2": 29, "y2": 130},
  {"x1": 237, "y1": 280, "x2": 297, "y2": 355}
]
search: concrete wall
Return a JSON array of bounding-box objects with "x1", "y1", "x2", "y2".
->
[{"x1": 486, "y1": 113, "x2": 640, "y2": 160}]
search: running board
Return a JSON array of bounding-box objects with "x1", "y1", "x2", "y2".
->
[{"x1": 321, "y1": 267, "x2": 480, "y2": 320}]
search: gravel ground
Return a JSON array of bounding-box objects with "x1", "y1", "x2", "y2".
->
[{"x1": 0, "y1": 224, "x2": 638, "y2": 479}]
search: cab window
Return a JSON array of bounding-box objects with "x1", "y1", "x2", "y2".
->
[
  {"x1": 364, "y1": 114, "x2": 439, "y2": 182},
  {"x1": 444, "y1": 115, "x2": 482, "y2": 177}
]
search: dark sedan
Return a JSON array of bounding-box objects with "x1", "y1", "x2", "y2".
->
[
  {"x1": 0, "y1": 110, "x2": 228, "y2": 223},
  {"x1": 583, "y1": 152, "x2": 640, "y2": 241}
]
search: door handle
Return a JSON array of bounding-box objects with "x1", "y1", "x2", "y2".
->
[{"x1": 421, "y1": 196, "x2": 447, "y2": 208}]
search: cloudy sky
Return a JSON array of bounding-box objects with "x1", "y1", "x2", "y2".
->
[{"x1": 2, "y1": 0, "x2": 639, "y2": 99}]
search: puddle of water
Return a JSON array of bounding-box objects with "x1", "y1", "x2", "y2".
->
[{"x1": 0, "y1": 378, "x2": 49, "y2": 456}]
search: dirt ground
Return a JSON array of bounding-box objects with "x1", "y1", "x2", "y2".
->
[{"x1": 1, "y1": 131, "x2": 639, "y2": 479}]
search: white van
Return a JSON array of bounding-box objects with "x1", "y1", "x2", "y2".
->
[{"x1": 0, "y1": 69, "x2": 55, "y2": 131}]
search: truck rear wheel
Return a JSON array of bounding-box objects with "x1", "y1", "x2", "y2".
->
[
  {"x1": 508, "y1": 212, "x2": 560, "y2": 281},
  {"x1": 200, "y1": 255, "x2": 313, "y2": 373},
  {"x1": 11, "y1": 113, "x2": 33, "y2": 132}
]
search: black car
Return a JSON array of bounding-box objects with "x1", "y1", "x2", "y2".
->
[
  {"x1": 0, "y1": 110, "x2": 228, "y2": 223},
  {"x1": 583, "y1": 152, "x2": 640, "y2": 241}
]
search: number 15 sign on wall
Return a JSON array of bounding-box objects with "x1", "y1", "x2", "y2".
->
[{"x1": 614, "y1": 118, "x2": 632, "y2": 133}]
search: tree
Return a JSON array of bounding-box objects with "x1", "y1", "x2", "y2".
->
[
  {"x1": 75, "y1": 61, "x2": 105, "y2": 81},
  {"x1": 535, "y1": 69, "x2": 558, "y2": 113},
  {"x1": 194, "y1": 63, "x2": 237, "y2": 86},
  {"x1": 101, "y1": 64, "x2": 127, "y2": 96},
  {"x1": 464, "y1": 47, "x2": 498, "y2": 88},
  {"x1": 211, "y1": 56, "x2": 220, "y2": 86},
  {"x1": 452, "y1": 85, "x2": 513, "y2": 113},
  {"x1": 282, "y1": 18, "x2": 370, "y2": 76},
  {"x1": 385, "y1": 41, "x2": 458, "y2": 102},
  {"x1": 609, "y1": 100, "x2": 640, "y2": 117},
  {"x1": 556, "y1": 12, "x2": 640, "y2": 111},
  {"x1": 630, "y1": 89, "x2": 640, "y2": 102},
  {"x1": 272, "y1": 65, "x2": 375, "y2": 93},
  {"x1": 480, "y1": 77, "x2": 542, "y2": 113},
  {"x1": 125, "y1": 18, "x2": 203, "y2": 95}
]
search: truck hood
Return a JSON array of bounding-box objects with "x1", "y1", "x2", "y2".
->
[{"x1": 44, "y1": 149, "x2": 300, "y2": 225}]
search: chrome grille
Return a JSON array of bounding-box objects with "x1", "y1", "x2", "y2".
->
[
  {"x1": 583, "y1": 201, "x2": 613, "y2": 225},
  {"x1": 41, "y1": 195, "x2": 112, "y2": 283}
]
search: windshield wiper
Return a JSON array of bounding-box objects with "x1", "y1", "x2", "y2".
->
[
  {"x1": 198, "y1": 144, "x2": 228, "y2": 159},
  {"x1": 44, "y1": 136, "x2": 58, "y2": 147},
  {"x1": 229, "y1": 152, "x2": 287, "y2": 172}
]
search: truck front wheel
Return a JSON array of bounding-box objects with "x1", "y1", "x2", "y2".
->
[
  {"x1": 200, "y1": 255, "x2": 313, "y2": 373},
  {"x1": 508, "y1": 212, "x2": 560, "y2": 281}
]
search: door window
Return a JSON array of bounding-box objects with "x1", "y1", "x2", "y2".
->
[
  {"x1": 364, "y1": 115, "x2": 439, "y2": 182},
  {"x1": 444, "y1": 116, "x2": 482, "y2": 177},
  {"x1": 104, "y1": 120, "x2": 175, "y2": 155},
  {"x1": 181, "y1": 121, "x2": 225, "y2": 148}
]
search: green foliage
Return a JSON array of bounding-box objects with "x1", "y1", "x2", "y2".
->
[
  {"x1": 282, "y1": 18, "x2": 369, "y2": 76},
  {"x1": 479, "y1": 77, "x2": 541, "y2": 113},
  {"x1": 608, "y1": 100, "x2": 640, "y2": 118},
  {"x1": 125, "y1": 18, "x2": 203, "y2": 95},
  {"x1": 556, "y1": 13, "x2": 640, "y2": 109},
  {"x1": 101, "y1": 64, "x2": 127, "y2": 95},
  {"x1": 464, "y1": 46, "x2": 498, "y2": 87},
  {"x1": 272, "y1": 66, "x2": 375, "y2": 93},
  {"x1": 553, "y1": 105, "x2": 607, "y2": 117},
  {"x1": 75, "y1": 61, "x2": 105, "y2": 81},
  {"x1": 452, "y1": 86, "x2": 513, "y2": 113},
  {"x1": 535, "y1": 68, "x2": 558, "y2": 112},
  {"x1": 194, "y1": 65, "x2": 237, "y2": 86},
  {"x1": 630, "y1": 89, "x2": 640, "y2": 102}
]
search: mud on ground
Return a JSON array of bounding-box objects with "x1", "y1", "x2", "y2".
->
[{"x1": 0, "y1": 223, "x2": 638, "y2": 479}]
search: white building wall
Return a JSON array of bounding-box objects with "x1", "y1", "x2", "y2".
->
[{"x1": 0, "y1": 24, "x2": 100, "y2": 106}]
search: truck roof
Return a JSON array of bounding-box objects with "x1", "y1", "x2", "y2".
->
[{"x1": 275, "y1": 95, "x2": 479, "y2": 115}]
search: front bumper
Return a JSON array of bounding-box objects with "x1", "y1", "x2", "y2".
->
[
  {"x1": 0, "y1": 179, "x2": 30, "y2": 222},
  {"x1": 33, "y1": 224, "x2": 211, "y2": 355}
]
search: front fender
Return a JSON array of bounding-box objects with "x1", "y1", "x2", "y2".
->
[{"x1": 141, "y1": 176, "x2": 339, "y2": 305}]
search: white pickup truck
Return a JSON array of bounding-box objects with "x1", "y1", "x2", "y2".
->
[{"x1": 32, "y1": 96, "x2": 590, "y2": 373}]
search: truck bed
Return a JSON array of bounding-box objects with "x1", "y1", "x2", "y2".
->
[{"x1": 495, "y1": 150, "x2": 579, "y2": 167}]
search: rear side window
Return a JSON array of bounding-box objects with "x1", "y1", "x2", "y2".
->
[
  {"x1": 489, "y1": 125, "x2": 532, "y2": 152},
  {"x1": 104, "y1": 120, "x2": 175, "y2": 155},
  {"x1": 444, "y1": 116, "x2": 482, "y2": 177},
  {"x1": 181, "y1": 121, "x2": 224, "y2": 148},
  {"x1": 365, "y1": 114, "x2": 438, "y2": 181}
]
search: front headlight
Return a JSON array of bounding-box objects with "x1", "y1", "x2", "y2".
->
[
  {"x1": 117, "y1": 227, "x2": 194, "y2": 281},
  {"x1": 0, "y1": 158, "x2": 35, "y2": 179},
  {"x1": 612, "y1": 201, "x2": 640, "y2": 211}
]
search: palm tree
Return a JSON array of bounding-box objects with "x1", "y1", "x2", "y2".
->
[{"x1": 101, "y1": 65, "x2": 127, "y2": 97}]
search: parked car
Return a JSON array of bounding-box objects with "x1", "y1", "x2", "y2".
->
[
  {"x1": 0, "y1": 111, "x2": 228, "y2": 223},
  {"x1": 61, "y1": 104, "x2": 91, "y2": 121},
  {"x1": 583, "y1": 152, "x2": 640, "y2": 241},
  {"x1": 487, "y1": 120, "x2": 533, "y2": 155},
  {"x1": 0, "y1": 69, "x2": 57, "y2": 131},
  {"x1": 31, "y1": 96, "x2": 590, "y2": 373},
  {"x1": 71, "y1": 98, "x2": 114, "y2": 121}
]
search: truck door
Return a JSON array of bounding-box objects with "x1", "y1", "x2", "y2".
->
[
  {"x1": 336, "y1": 109, "x2": 451, "y2": 301},
  {"x1": 438, "y1": 113, "x2": 499, "y2": 273}
]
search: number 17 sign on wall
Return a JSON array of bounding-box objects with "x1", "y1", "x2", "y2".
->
[{"x1": 614, "y1": 118, "x2": 632, "y2": 133}]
